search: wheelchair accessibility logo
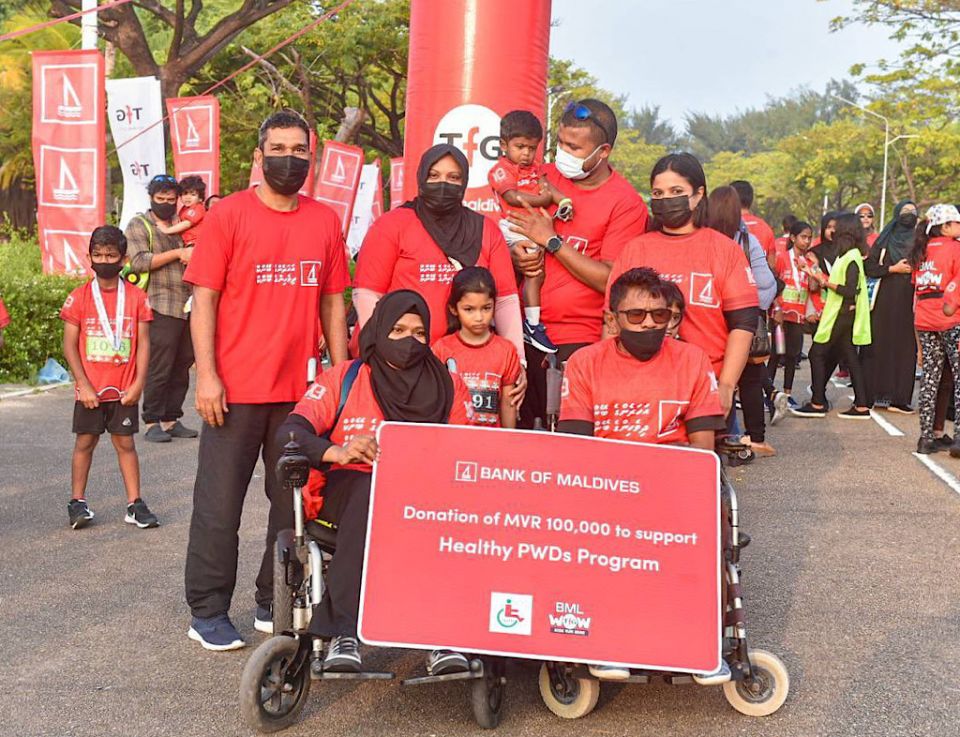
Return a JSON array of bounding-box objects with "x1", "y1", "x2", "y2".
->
[{"x1": 489, "y1": 592, "x2": 532, "y2": 635}]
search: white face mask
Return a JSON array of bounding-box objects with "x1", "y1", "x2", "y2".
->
[{"x1": 555, "y1": 144, "x2": 603, "y2": 180}]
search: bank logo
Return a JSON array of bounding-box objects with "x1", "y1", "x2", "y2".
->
[
  {"x1": 39, "y1": 147, "x2": 98, "y2": 209},
  {"x1": 433, "y1": 104, "x2": 502, "y2": 189},
  {"x1": 171, "y1": 103, "x2": 214, "y2": 155},
  {"x1": 455, "y1": 461, "x2": 478, "y2": 483},
  {"x1": 300, "y1": 260, "x2": 323, "y2": 286},
  {"x1": 41, "y1": 63, "x2": 99, "y2": 124},
  {"x1": 548, "y1": 601, "x2": 591, "y2": 636},
  {"x1": 489, "y1": 592, "x2": 532, "y2": 635}
]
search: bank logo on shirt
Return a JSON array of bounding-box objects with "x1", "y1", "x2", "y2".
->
[
  {"x1": 689, "y1": 273, "x2": 718, "y2": 308},
  {"x1": 657, "y1": 400, "x2": 689, "y2": 438},
  {"x1": 300, "y1": 260, "x2": 323, "y2": 287},
  {"x1": 566, "y1": 236, "x2": 588, "y2": 254},
  {"x1": 305, "y1": 383, "x2": 326, "y2": 401}
]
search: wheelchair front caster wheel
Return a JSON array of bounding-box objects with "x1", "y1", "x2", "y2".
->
[
  {"x1": 538, "y1": 662, "x2": 599, "y2": 719},
  {"x1": 239, "y1": 636, "x2": 311, "y2": 733},
  {"x1": 723, "y1": 648, "x2": 789, "y2": 717},
  {"x1": 470, "y1": 660, "x2": 505, "y2": 729}
]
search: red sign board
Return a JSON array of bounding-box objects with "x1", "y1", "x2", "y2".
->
[
  {"x1": 314, "y1": 141, "x2": 363, "y2": 234},
  {"x1": 359, "y1": 424, "x2": 721, "y2": 673},
  {"x1": 167, "y1": 95, "x2": 220, "y2": 196},
  {"x1": 32, "y1": 50, "x2": 106, "y2": 275},
  {"x1": 389, "y1": 157, "x2": 404, "y2": 210}
]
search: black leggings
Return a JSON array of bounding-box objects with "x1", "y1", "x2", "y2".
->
[
  {"x1": 767, "y1": 321, "x2": 804, "y2": 392},
  {"x1": 809, "y1": 310, "x2": 867, "y2": 408},
  {"x1": 738, "y1": 362, "x2": 768, "y2": 443}
]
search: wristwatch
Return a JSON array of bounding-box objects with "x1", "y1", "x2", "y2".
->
[{"x1": 544, "y1": 235, "x2": 563, "y2": 254}]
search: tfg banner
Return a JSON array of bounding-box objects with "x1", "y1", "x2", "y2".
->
[
  {"x1": 107, "y1": 76, "x2": 165, "y2": 229},
  {"x1": 167, "y1": 95, "x2": 220, "y2": 198},
  {"x1": 346, "y1": 161, "x2": 383, "y2": 257},
  {"x1": 32, "y1": 50, "x2": 106, "y2": 276}
]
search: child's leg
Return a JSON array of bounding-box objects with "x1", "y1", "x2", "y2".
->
[
  {"x1": 111, "y1": 434, "x2": 141, "y2": 504},
  {"x1": 917, "y1": 331, "x2": 946, "y2": 440},
  {"x1": 518, "y1": 239, "x2": 544, "y2": 324},
  {"x1": 71, "y1": 434, "x2": 99, "y2": 500}
]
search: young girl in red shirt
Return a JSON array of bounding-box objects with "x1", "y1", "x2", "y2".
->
[{"x1": 432, "y1": 267, "x2": 522, "y2": 428}]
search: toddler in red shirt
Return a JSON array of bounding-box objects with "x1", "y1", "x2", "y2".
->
[
  {"x1": 433, "y1": 267, "x2": 523, "y2": 428},
  {"x1": 157, "y1": 174, "x2": 206, "y2": 247},
  {"x1": 488, "y1": 110, "x2": 572, "y2": 355},
  {"x1": 60, "y1": 226, "x2": 158, "y2": 530}
]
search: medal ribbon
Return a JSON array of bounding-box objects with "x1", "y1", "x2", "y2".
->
[{"x1": 91, "y1": 279, "x2": 126, "y2": 353}]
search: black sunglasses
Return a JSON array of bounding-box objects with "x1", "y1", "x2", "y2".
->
[
  {"x1": 617, "y1": 308, "x2": 673, "y2": 325},
  {"x1": 565, "y1": 102, "x2": 609, "y2": 144}
]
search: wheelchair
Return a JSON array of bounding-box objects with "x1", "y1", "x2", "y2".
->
[{"x1": 238, "y1": 435, "x2": 507, "y2": 733}]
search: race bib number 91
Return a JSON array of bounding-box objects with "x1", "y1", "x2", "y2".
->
[{"x1": 471, "y1": 388, "x2": 500, "y2": 420}]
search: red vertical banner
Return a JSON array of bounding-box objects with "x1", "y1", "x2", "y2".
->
[
  {"x1": 32, "y1": 50, "x2": 106, "y2": 276},
  {"x1": 402, "y1": 0, "x2": 551, "y2": 213},
  {"x1": 313, "y1": 140, "x2": 363, "y2": 235},
  {"x1": 389, "y1": 157, "x2": 405, "y2": 210},
  {"x1": 167, "y1": 95, "x2": 221, "y2": 196}
]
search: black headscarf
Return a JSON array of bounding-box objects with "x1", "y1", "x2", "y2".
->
[
  {"x1": 812, "y1": 211, "x2": 839, "y2": 274},
  {"x1": 402, "y1": 144, "x2": 485, "y2": 268},
  {"x1": 874, "y1": 200, "x2": 917, "y2": 263},
  {"x1": 358, "y1": 290, "x2": 454, "y2": 424}
]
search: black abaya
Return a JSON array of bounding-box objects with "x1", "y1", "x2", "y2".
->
[{"x1": 863, "y1": 273, "x2": 916, "y2": 406}]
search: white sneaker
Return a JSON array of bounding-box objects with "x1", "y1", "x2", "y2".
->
[
  {"x1": 770, "y1": 391, "x2": 790, "y2": 426},
  {"x1": 588, "y1": 663, "x2": 630, "y2": 680}
]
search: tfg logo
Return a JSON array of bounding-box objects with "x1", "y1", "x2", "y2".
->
[{"x1": 433, "y1": 104, "x2": 501, "y2": 189}]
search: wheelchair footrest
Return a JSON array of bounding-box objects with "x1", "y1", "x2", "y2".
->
[
  {"x1": 310, "y1": 663, "x2": 395, "y2": 680},
  {"x1": 401, "y1": 670, "x2": 484, "y2": 686}
]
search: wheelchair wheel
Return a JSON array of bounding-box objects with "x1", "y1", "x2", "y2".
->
[
  {"x1": 239, "y1": 636, "x2": 311, "y2": 733},
  {"x1": 273, "y1": 533, "x2": 296, "y2": 634},
  {"x1": 470, "y1": 659, "x2": 505, "y2": 729},
  {"x1": 722, "y1": 648, "x2": 789, "y2": 717},
  {"x1": 538, "y1": 662, "x2": 599, "y2": 719}
]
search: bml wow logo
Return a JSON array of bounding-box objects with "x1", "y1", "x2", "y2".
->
[
  {"x1": 489, "y1": 592, "x2": 532, "y2": 636},
  {"x1": 433, "y1": 104, "x2": 502, "y2": 190}
]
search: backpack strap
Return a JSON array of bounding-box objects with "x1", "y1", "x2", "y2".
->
[
  {"x1": 135, "y1": 214, "x2": 155, "y2": 253},
  {"x1": 330, "y1": 359, "x2": 362, "y2": 435}
]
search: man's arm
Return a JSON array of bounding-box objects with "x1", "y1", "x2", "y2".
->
[
  {"x1": 63, "y1": 322, "x2": 98, "y2": 409},
  {"x1": 320, "y1": 292, "x2": 348, "y2": 365},
  {"x1": 190, "y1": 286, "x2": 228, "y2": 426},
  {"x1": 122, "y1": 321, "x2": 150, "y2": 406},
  {"x1": 127, "y1": 219, "x2": 183, "y2": 273},
  {"x1": 688, "y1": 429, "x2": 715, "y2": 450}
]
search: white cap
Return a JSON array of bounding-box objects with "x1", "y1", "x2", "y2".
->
[{"x1": 925, "y1": 204, "x2": 960, "y2": 233}]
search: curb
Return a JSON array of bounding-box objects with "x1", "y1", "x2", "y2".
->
[{"x1": 0, "y1": 382, "x2": 72, "y2": 401}]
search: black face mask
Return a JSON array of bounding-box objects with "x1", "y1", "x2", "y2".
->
[
  {"x1": 151, "y1": 200, "x2": 177, "y2": 221},
  {"x1": 91, "y1": 261, "x2": 124, "y2": 279},
  {"x1": 898, "y1": 212, "x2": 918, "y2": 229},
  {"x1": 619, "y1": 327, "x2": 667, "y2": 362},
  {"x1": 651, "y1": 195, "x2": 694, "y2": 229},
  {"x1": 380, "y1": 335, "x2": 430, "y2": 370},
  {"x1": 262, "y1": 154, "x2": 311, "y2": 196},
  {"x1": 419, "y1": 181, "x2": 464, "y2": 215}
]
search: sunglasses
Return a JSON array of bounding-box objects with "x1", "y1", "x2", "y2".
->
[
  {"x1": 859, "y1": 213, "x2": 873, "y2": 219},
  {"x1": 565, "y1": 102, "x2": 610, "y2": 144},
  {"x1": 617, "y1": 308, "x2": 673, "y2": 325},
  {"x1": 150, "y1": 174, "x2": 177, "y2": 184}
]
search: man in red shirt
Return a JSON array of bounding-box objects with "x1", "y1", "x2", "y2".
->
[
  {"x1": 183, "y1": 111, "x2": 350, "y2": 651},
  {"x1": 506, "y1": 99, "x2": 649, "y2": 428},
  {"x1": 731, "y1": 180, "x2": 776, "y2": 268}
]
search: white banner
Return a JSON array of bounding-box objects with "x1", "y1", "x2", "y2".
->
[
  {"x1": 106, "y1": 77, "x2": 166, "y2": 229},
  {"x1": 346, "y1": 162, "x2": 382, "y2": 257}
]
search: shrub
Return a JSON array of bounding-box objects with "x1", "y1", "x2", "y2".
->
[{"x1": 0, "y1": 228, "x2": 84, "y2": 383}]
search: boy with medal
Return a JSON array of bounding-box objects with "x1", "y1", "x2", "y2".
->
[{"x1": 60, "y1": 226, "x2": 158, "y2": 530}]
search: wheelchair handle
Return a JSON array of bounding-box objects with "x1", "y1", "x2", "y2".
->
[{"x1": 276, "y1": 432, "x2": 311, "y2": 490}]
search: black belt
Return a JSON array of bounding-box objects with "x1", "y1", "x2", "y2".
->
[{"x1": 917, "y1": 291, "x2": 945, "y2": 301}]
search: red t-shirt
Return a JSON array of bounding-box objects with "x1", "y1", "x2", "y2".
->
[
  {"x1": 866, "y1": 232, "x2": 879, "y2": 248},
  {"x1": 60, "y1": 281, "x2": 153, "y2": 400},
  {"x1": 743, "y1": 212, "x2": 776, "y2": 258},
  {"x1": 774, "y1": 235, "x2": 789, "y2": 260},
  {"x1": 184, "y1": 188, "x2": 350, "y2": 403},
  {"x1": 560, "y1": 337, "x2": 722, "y2": 445},
  {"x1": 915, "y1": 237, "x2": 960, "y2": 331},
  {"x1": 540, "y1": 165, "x2": 649, "y2": 345},
  {"x1": 291, "y1": 360, "x2": 474, "y2": 472},
  {"x1": 488, "y1": 158, "x2": 543, "y2": 218},
  {"x1": 354, "y1": 207, "x2": 517, "y2": 343},
  {"x1": 775, "y1": 248, "x2": 815, "y2": 323},
  {"x1": 0, "y1": 296, "x2": 9, "y2": 329},
  {"x1": 607, "y1": 228, "x2": 759, "y2": 371},
  {"x1": 432, "y1": 332, "x2": 522, "y2": 427},
  {"x1": 179, "y1": 203, "x2": 206, "y2": 246}
]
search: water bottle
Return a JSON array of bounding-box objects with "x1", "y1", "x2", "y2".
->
[{"x1": 774, "y1": 323, "x2": 786, "y2": 355}]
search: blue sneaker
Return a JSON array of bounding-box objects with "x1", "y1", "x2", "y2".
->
[
  {"x1": 254, "y1": 605, "x2": 272, "y2": 634},
  {"x1": 523, "y1": 320, "x2": 558, "y2": 354},
  {"x1": 187, "y1": 614, "x2": 246, "y2": 651}
]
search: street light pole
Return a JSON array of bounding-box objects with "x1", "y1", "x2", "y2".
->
[
  {"x1": 833, "y1": 95, "x2": 892, "y2": 223},
  {"x1": 81, "y1": 0, "x2": 98, "y2": 50}
]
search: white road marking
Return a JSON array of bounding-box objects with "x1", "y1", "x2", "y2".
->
[
  {"x1": 913, "y1": 452, "x2": 960, "y2": 497},
  {"x1": 0, "y1": 382, "x2": 71, "y2": 401},
  {"x1": 870, "y1": 409, "x2": 905, "y2": 437}
]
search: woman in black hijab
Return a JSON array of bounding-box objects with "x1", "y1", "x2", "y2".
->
[
  {"x1": 277, "y1": 290, "x2": 472, "y2": 675},
  {"x1": 863, "y1": 200, "x2": 918, "y2": 411},
  {"x1": 353, "y1": 145, "x2": 525, "y2": 364}
]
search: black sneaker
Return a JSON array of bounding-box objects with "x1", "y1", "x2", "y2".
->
[
  {"x1": 324, "y1": 636, "x2": 362, "y2": 673},
  {"x1": 68, "y1": 499, "x2": 94, "y2": 529},
  {"x1": 125, "y1": 499, "x2": 159, "y2": 528},
  {"x1": 427, "y1": 649, "x2": 470, "y2": 676},
  {"x1": 254, "y1": 605, "x2": 272, "y2": 634},
  {"x1": 791, "y1": 402, "x2": 827, "y2": 418},
  {"x1": 917, "y1": 438, "x2": 940, "y2": 455},
  {"x1": 950, "y1": 441, "x2": 960, "y2": 459},
  {"x1": 523, "y1": 320, "x2": 558, "y2": 354},
  {"x1": 889, "y1": 404, "x2": 916, "y2": 414},
  {"x1": 936, "y1": 434, "x2": 954, "y2": 448},
  {"x1": 838, "y1": 407, "x2": 871, "y2": 420},
  {"x1": 144, "y1": 425, "x2": 172, "y2": 443},
  {"x1": 166, "y1": 421, "x2": 199, "y2": 439}
]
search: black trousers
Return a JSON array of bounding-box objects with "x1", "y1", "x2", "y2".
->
[
  {"x1": 519, "y1": 342, "x2": 589, "y2": 429},
  {"x1": 738, "y1": 362, "x2": 768, "y2": 443},
  {"x1": 184, "y1": 402, "x2": 295, "y2": 618},
  {"x1": 307, "y1": 470, "x2": 372, "y2": 638},
  {"x1": 767, "y1": 321, "x2": 805, "y2": 392},
  {"x1": 809, "y1": 311, "x2": 866, "y2": 408},
  {"x1": 142, "y1": 313, "x2": 194, "y2": 424}
]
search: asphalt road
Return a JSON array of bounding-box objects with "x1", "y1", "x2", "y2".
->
[{"x1": 2, "y1": 369, "x2": 959, "y2": 737}]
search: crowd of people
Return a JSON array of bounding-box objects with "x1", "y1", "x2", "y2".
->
[{"x1": 38, "y1": 99, "x2": 960, "y2": 676}]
